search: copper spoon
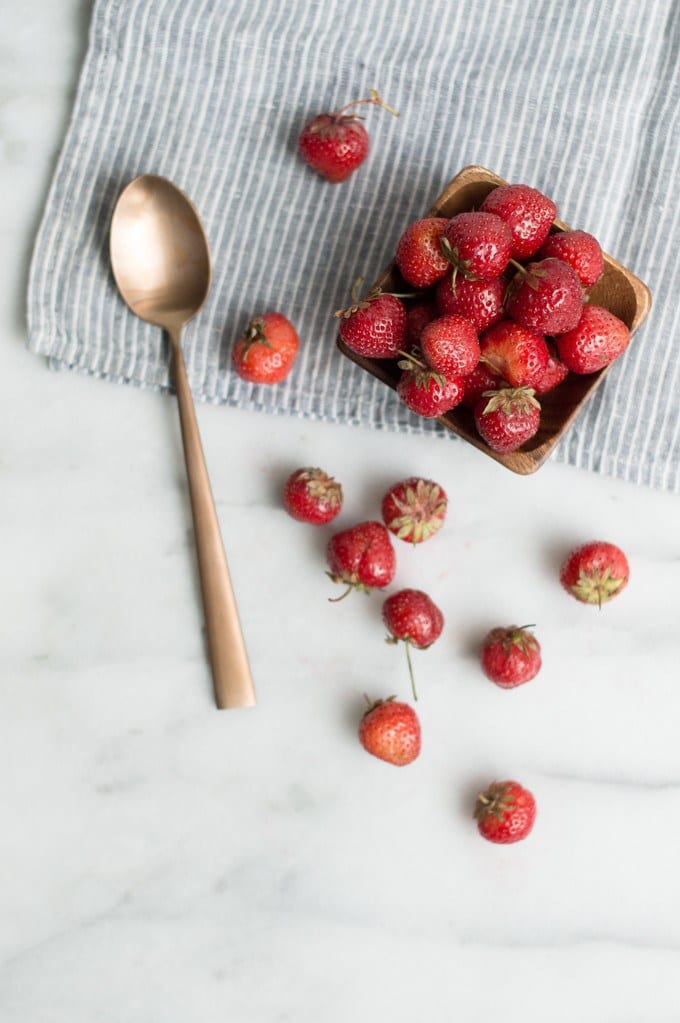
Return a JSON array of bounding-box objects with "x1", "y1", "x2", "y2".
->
[{"x1": 110, "y1": 174, "x2": 255, "y2": 709}]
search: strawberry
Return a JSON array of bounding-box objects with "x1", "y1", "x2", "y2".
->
[
  {"x1": 440, "y1": 212, "x2": 513, "y2": 282},
  {"x1": 405, "y1": 299, "x2": 438, "y2": 345},
  {"x1": 298, "y1": 89, "x2": 398, "y2": 183},
  {"x1": 560, "y1": 541, "x2": 629, "y2": 606},
  {"x1": 396, "y1": 218, "x2": 450, "y2": 288},
  {"x1": 397, "y1": 350, "x2": 465, "y2": 418},
  {"x1": 533, "y1": 342, "x2": 569, "y2": 395},
  {"x1": 474, "y1": 387, "x2": 541, "y2": 452},
  {"x1": 381, "y1": 476, "x2": 447, "y2": 545},
  {"x1": 480, "y1": 625, "x2": 541, "y2": 689},
  {"x1": 283, "y1": 467, "x2": 343, "y2": 525},
  {"x1": 335, "y1": 283, "x2": 409, "y2": 359},
  {"x1": 480, "y1": 183, "x2": 557, "y2": 260},
  {"x1": 326, "y1": 521, "x2": 396, "y2": 599},
  {"x1": 505, "y1": 257, "x2": 583, "y2": 335},
  {"x1": 479, "y1": 319, "x2": 549, "y2": 388},
  {"x1": 420, "y1": 314, "x2": 480, "y2": 377},
  {"x1": 475, "y1": 780, "x2": 536, "y2": 844},
  {"x1": 232, "y1": 312, "x2": 300, "y2": 384},
  {"x1": 435, "y1": 273, "x2": 505, "y2": 333},
  {"x1": 359, "y1": 697, "x2": 421, "y2": 766},
  {"x1": 460, "y1": 362, "x2": 502, "y2": 408},
  {"x1": 537, "y1": 230, "x2": 604, "y2": 288},
  {"x1": 555, "y1": 305, "x2": 630, "y2": 374},
  {"x1": 383, "y1": 589, "x2": 444, "y2": 700}
]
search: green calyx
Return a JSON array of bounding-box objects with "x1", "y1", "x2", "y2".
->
[
  {"x1": 570, "y1": 569, "x2": 626, "y2": 608},
  {"x1": 480, "y1": 387, "x2": 541, "y2": 416},
  {"x1": 439, "y1": 235, "x2": 478, "y2": 285}
]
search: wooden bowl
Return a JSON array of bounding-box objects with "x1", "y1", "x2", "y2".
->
[{"x1": 336, "y1": 165, "x2": 652, "y2": 474}]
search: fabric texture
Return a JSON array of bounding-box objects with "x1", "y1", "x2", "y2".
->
[{"x1": 27, "y1": 0, "x2": 680, "y2": 491}]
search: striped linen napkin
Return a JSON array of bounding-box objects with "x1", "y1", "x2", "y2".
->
[{"x1": 27, "y1": 0, "x2": 680, "y2": 491}]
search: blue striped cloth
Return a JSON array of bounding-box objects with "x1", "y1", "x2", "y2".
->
[{"x1": 27, "y1": 0, "x2": 680, "y2": 491}]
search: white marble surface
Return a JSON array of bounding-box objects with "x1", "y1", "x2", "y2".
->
[{"x1": 3, "y1": 4, "x2": 680, "y2": 1020}]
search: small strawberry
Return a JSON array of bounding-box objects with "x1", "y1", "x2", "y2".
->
[
  {"x1": 533, "y1": 342, "x2": 569, "y2": 395},
  {"x1": 505, "y1": 257, "x2": 584, "y2": 335},
  {"x1": 381, "y1": 476, "x2": 447, "y2": 545},
  {"x1": 480, "y1": 183, "x2": 557, "y2": 260},
  {"x1": 397, "y1": 350, "x2": 465, "y2": 418},
  {"x1": 474, "y1": 387, "x2": 541, "y2": 453},
  {"x1": 475, "y1": 780, "x2": 536, "y2": 844},
  {"x1": 359, "y1": 697, "x2": 421, "y2": 766},
  {"x1": 420, "y1": 314, "x2": 480, "y2": 377},
  {"x1": 396, "y1": 218, "x2": 451, "y2": 288},
  {"x1": 440, "y1": 212, "x2": 513, "y2": 282},
  {"x1": 460, "y1": 362, "x2": 502, "y2": 408},
  {"x1": 326, "y1": 521, "x2": 396, "y2": 599},
  {"x1": 537, "y1": 230, "x2": 604, "y2": 288},
  {"x1": 283, "y1": 467, "x2": 343, "y2": 525},
  {"x1": 560, "y1": 541, "x2": 629, "y2": 607},
  {"x1": 405, "y1": 299, "x2": 438, "y2": 345},
  {"x1": 232, "y1": 312, "x2": 300, "y2": 384},
  {"x1": 335, "y1": 281, "x2": 410, "y2": 359},
  {"x1": 435, "y1": 273, "x2": 505, "y2": 333},
  {"x1": 480, "y1": 625, "x2": 541, "y2": 689},
  {"x1": 298, "y1": 89, "x2": 398, "y2": 183},
  {"x1": 555, "y1": 305, "x2": 630, "y2": 374},
  {"x1": 383, "y1": 589, "x2": 444, "y2": 700},
  {"x1": 479, "y1": 319, "x2": 550, "y2": 388}
]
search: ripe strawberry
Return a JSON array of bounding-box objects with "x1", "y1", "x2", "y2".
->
[
  {"x1": 335, "y1": 283, "x2": 408, "y2": 359},
  {"x1": 298, "y1": 89, "x2": 398, "y2": 183},
  {"x1": 232, "y1": 312, "x2": 300, "y2": 384},
  {"x1": 441, "y1": 212, "x2": 513, "y2": 282},
  {"x1": 480, "y1": 183, "x2": 557, "y2": 260},
  {"x1": 326, "y1": 521, "x2": 396, "y2": 599},
  {"x1": 435, "y1": 273, "x2": 505, "y2": 333},
  {"x1": 397, "y1": 351, "x2": 465, "y2": 418},
  {"x1": 359, "y1": 697, "x2": 421, "y2": 766},
  {"x1": 479, "y1": 319, "x2": 549, "y2": 388},
  {"x1": 505, "y1": 257, "x2": 584, "y2": 335},
  {"x1": 283, "y1": 467, "x2": 343, "y2": 525},
  {"x1": 396, "y1": 218, "x2": 450, "y2": 288},
  {"x1": 560, "y1": 541, "x2": 629, "y2": 606},
  {"x1": 383, "y1": 589, "x2": 444, "y2": 700},
  {"x1": 475, "y1": 780, "x2": 536, "y2": 844},
  {"x1": 460, "y1": 362, "x2": 502, "y2": 408},
  {"x1": 480, "y1": 625, "x2": 541, "y2": 689},
  {"x1": 555, "y1": 305, "x2": 630, "y2": 374},
  {"x1": 537, "y1": 230, "x2": 604, "y2": 288},
  {"x1": 420, "y1": 314, "x2": 480, "y2": 377},
  {"x1": 381, "y1": 476, "x2": 447, "y2": 545},
  {"x1": 474, "y1": 387, "x2": 541, "y2": 452},
  {"x1": 533, "y1": 342, "x2": 569, "y2": 395},
  {"x1": 405, "y1": 299, "x2": 438, "y2": 345}
]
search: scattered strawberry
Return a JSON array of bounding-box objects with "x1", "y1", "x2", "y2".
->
[
  {"x1": 335, "y1": 282, "x2": 409, "y2": 359},
  {"x1": 555, "y1": 305, "x2": 630, "y2": 374},
  {"x1": 298, "y1": 89, "x2": 398, "y2": 183},
  {"x1": 479, "y1": 319, "x2": 550, "y2": 388},
  {"x1": 435, "y1": 273, "x2": 505, "y2": 333},
  {"x1": 480, "y1": 625, "x2": 542, "y2": 688},
  {"x1": 440, "y1": 211, "x2": 513, "y2": 282},
  {"x1": 283, "y1": 467, "x2": 343, "y2": 525},
  {"x1": 420, "y1": 314, "x2": 481, "y2": 377},
  {"x1": 474, "y1": 387, "x2": 541, "y2": 452},
  {"x1": 397, "y1": 350, "x2": 465, "y2": 418},
  {"x1": 533, "y1": 342, "x2": 569, "y2": 395},
  {"x1": 381, "y1": 476, "x2": 447, "y2": 545},
  {"x1": 537, "y1": 229, "x2": 604, "y2": 288},
  {"x1": 475, "y1": 780, "x2": 536, "y2": 844},
  {"x1": 383, "y1": 589, "x2": 444, "y2": 700},
  {"x1": 396, "y1": 218, "x2": 451, "y2": 288},
  {"x1": 232, "y1": 312, "x2": 300, "y2": 384},
  {"x1": 480, "y1": 183, "x2": 557, "y2": 260},
  {"x1": 326, "y1": 521, "x2": 396, "y2": 599},
  {"x1": 359, "y1": 697, "x2": 421, "y2": 766},
  {"x1": 405, "y1": 299, "x2": 438, "y2": 345},
  {"x1": 460, "y1": 362, "x2": 502, "y2": 408},
  {"x1": 560, "y1": 541, "x2": 630, "y2": 606},
  {"x1": 505, "y1": 257, "x2": 584, "y2": 335}
]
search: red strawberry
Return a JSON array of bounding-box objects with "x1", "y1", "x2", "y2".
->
[
  {"x1": 560, "y1": 541, "x2": 629, "y2": 606},
  {"x1": 396, "y1": 218, "x2": 450, "y2": 288},
  {"x1": 537, "y1": 230, "x2": 604, "y2": 288},
  {"x1": 505, "y1": 257, "x2": 583, "y2": 335},
  {"x1": 383, "y1": 589, "x2": 444, "y2": 700},
  {"x1": 441, "y1": 212, "x2": 513, "y2": 282},
  {"x1": 232, "y1": 312, "x2": 300, "y2": 384},
  {"x1": 335, "y1": 284, "x2": 408, "y2": 359},
  {"x1": 475, "y1": 780, "x2": 536, "y2": 844},
  {"x1": 555, "y1": 305, "x2": 630, "y2": 374},
  {"x1": 460, "y1": 362, "x2": 502, "y2": 408},
  {"x1": 474, "y1": 387, "x2": 541, "y2": 453},
  {"x1": 381, "y1": 476, "x2": 447, "y2": 545},
  {"x1": 326, "y1": 521, "x2": 396, "y2": 599},
  {"x1": 359, "y1": 697, "x2": 421, "y2": 766},
  {"x1": 298, "y1": 89, "x2": 398, "y2": 183},
  {"x1": 480, "y1": 625, "x2": 541, "y2": 689},
  {"x1": 405, "y1": 299, "x2": 438, "y2": 345},
  {"x1": 420, "y1": 314, "x2": 480, "y2": 376},
  {"x1": 397, "y1": 350, "x2": 465, "y2": 418},
  {"x1": 533, "y1": 342, "x2": 569, "y2": 395},
  {"x1": 283, "y1": 467, "x2": 343, "y2": 525},
  {"x1": 480, "y1": 183, "x2": 557, "y2": 260},
  {"x1": 435, "y1": 273, "x2": 505, "y2": 333},
  {"x1": 479, "y1": 319, "x2": 549, "y2": 388}
]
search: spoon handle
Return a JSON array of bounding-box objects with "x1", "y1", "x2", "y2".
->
[{"x1": 169, "y1": 329, "x2": 256, "y2": 710}]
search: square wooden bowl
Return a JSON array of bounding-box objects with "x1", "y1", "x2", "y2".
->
[{"x1": 337, "y1": 165, "x2": 652, "y2": 474}]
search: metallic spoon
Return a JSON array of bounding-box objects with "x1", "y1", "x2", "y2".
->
[{"x1": 110, "y1": 174, "x2": 255, "y2": 710}]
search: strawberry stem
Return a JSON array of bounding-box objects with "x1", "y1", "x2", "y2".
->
[
  {"x1": 328, "y1": 583, "x2": 353, "y2": 603},
  {"x1": 508, "y1": 258, "x2": 526, "y2": 275},
  {"x1": 335, "y1": 89, "x2": 400, "y2": 119},
  {"x1": 404, "y1": 640, "x2": 418, "y2": 701}
]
